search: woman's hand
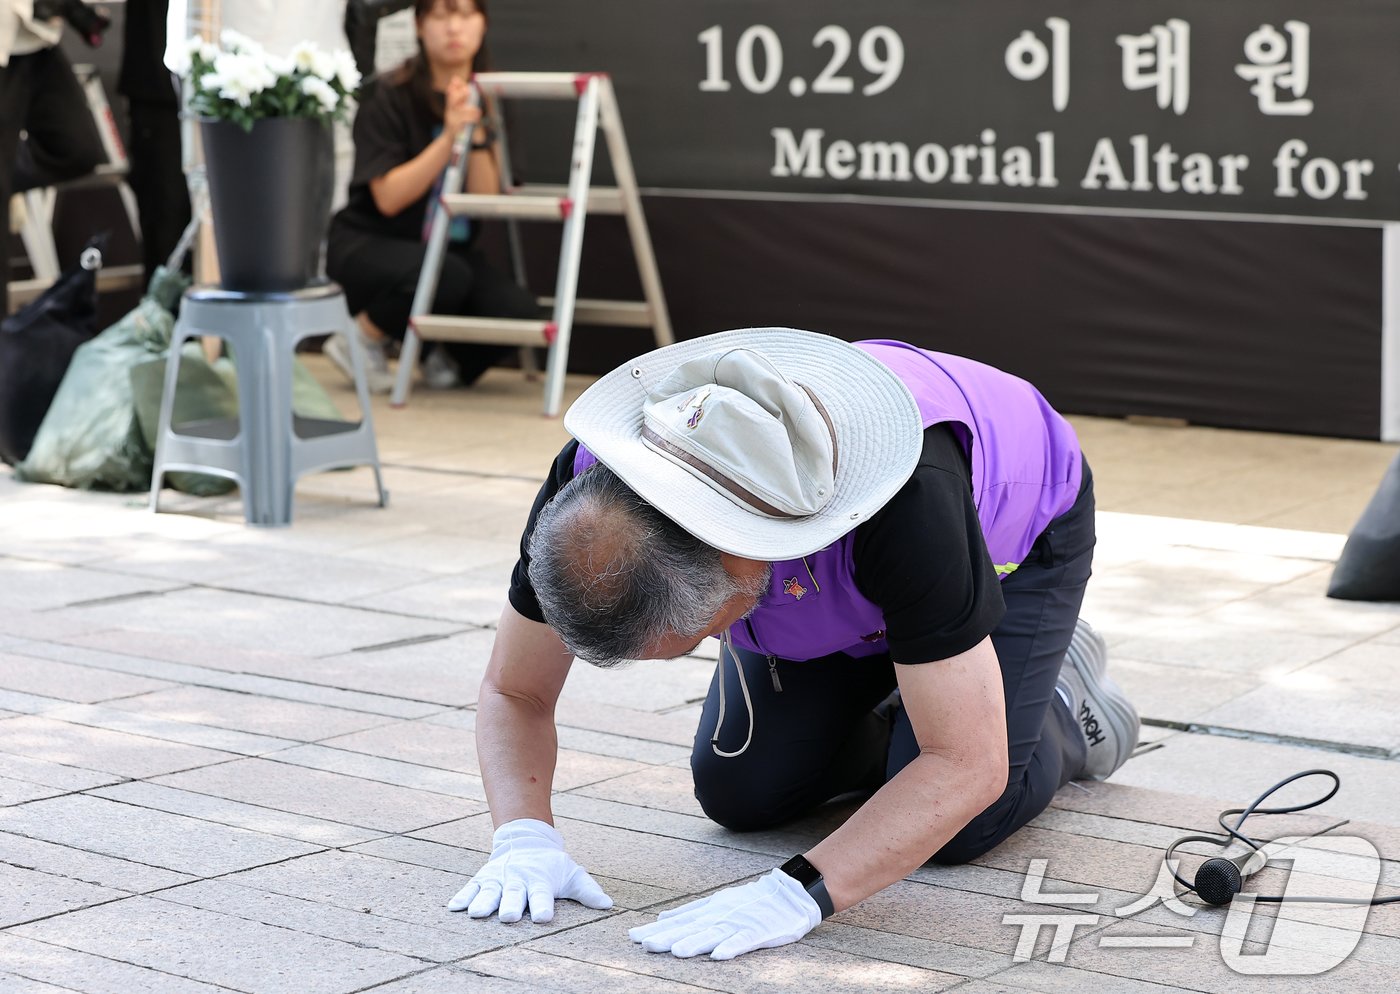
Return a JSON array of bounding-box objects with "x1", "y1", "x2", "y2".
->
[{"x1": 444, "y1": 76, "x2": 483, "y2": 139}]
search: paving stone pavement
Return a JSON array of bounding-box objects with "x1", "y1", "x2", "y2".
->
[{"x1": 0, "y1": 360, "x2": 1398, "y2": 993}]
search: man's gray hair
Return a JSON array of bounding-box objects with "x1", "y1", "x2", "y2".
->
[{"x1": 527, "y1": 463, "x2": 761, "y2": 667}]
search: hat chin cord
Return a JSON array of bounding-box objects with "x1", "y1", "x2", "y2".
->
[{"x1": 711, "y1": 630, "x2": 755, "y2": 758}]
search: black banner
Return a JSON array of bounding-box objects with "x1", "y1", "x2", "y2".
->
[{"x1": 491, "y1": 0, "x2": 1400, "y2": 222}]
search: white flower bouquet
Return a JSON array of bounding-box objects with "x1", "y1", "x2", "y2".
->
[{"x1": 176, "y1": 30, "x2": 362, "y2": 131}]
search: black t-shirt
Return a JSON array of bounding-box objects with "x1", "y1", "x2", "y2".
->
[
  {"x1": 508, "y1": 424, "x2": 1005, "y2": 663},
  {"x1": 333, "y1": 78, "x2": 452, "y2": 243}
]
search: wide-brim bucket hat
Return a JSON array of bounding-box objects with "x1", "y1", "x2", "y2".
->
[{"x1": 564, "y1": 328, "x2": 923, "y2": 560}]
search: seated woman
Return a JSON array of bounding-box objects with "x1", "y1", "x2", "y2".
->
[{"x1": 325, "y1": 0, "x2": 536, "y2": 393}]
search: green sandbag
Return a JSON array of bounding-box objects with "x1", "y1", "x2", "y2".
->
[
  {"x1": 15, "y1": 268, "x2": 195, "y2": 491},
  {"x1": 129, "y1": 345, "x2": 240, "y2": 496},
  {"x1": 207, "y1": 352, "x2": 349, "y2": 422}
]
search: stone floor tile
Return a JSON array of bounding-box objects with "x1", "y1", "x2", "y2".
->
[
  {"x1": 980, "y1": 961, "x2": 1200, "y2": 994},
  {"x1": 11, "y1": 897, "x2": 427, "y2": 994},
  {"x1": 345, "y1": 835, "x2": 681, "y2": 912},
  {"x1": 28, "y1": 703, "x2": 293, "y2": 758},
  {"x1": 86, "y1": 538, "x2": 323, "y2": 585},
  {"x1": 1110, "y1": 733, "x2": 1400, "y2": 825},
  {"x1": 0, "y1": 716, "x2": 238, "y2": 778},
  {"x1": 522, "y1": 910, "x2": 968, "y2": 994},
  {"x1": 570, "y1": 764, "x2": 707, "y2": 818},
  {"x1": 92, "y1": 686, "x2": 395, "y2": 742},
  {"x1": 0, "y1": 862, "x2": 127, "y2": 927},
  {"x1": 152, "y1": 757, "x2": 484, "y2": 833},
  {"x1": 339, "y1": 530, "x2": 521, "y2": 575},
  {"x1": 87, "y1": 781, "x2": 384, "y2": 848},
  {"x1": 156, "y1": 879, "x2": 482, "y2": 963},
  {"x1": 0, "y1": 933, "x2": 233, "y2": 994},
  {"x1": 1205, "y1": 568, "x2": 1400, "y2": 641},
  {"x1": 549, "y1": 697, "x2": 700, "y2": 748},
  {"x1": 0, "y1": 972, "x2": 92, "y2": 993},
  {"x1": 213, "y1": 553, "x2": 441, "y2": 605},
  {"x1": 349, "y1": 567, "x2": 513, "y2": 626},
  {"x1": 60, "y1": 629, "x2": 315, "y2": 678},
  {"x1": 1027, "y1": 804, "x2": 1344, "y2": 856},
  {"x1": 803, "y1": 920, "x2": 1013, "y2": 979},
  {"x1": 48, "y1": 587, "x2": 460, "y2": 657},
  {"x1": 413, "y1": 812, "x2": 780, "y2": 893},
  {"x1": 0, "y1": 794, "x2": 319, "y2": 877},
  {"x1": 0, "y1": 776, "x2": 67, "y2": 806},
  {"x1": 1043, "y1": 916, "x2": 1395, "y2": 993},
  {"x1": 294, "y1": 629, "x2": 494, "y2": 707},
  {"x1": 268, "y1": 744, "x2": 488, "y2": 801},
  {"x1": 464, "y1": 948, "x2": 741, "y2": 994},
  {"x1": 1105, "y1": 657, "x2": 1261, "y2": 724},
  {"x1": 316, "y1": 717, "x2": 650, "y2": 791},
  {"x1": 1046, "y1": 779, "x2": 1343, "y2": 839},
  {"x1": 559, "y1": 654, "x2": 717, "y2": 714},
  {"x1": 0, "y1": 651, "x2": 174, "y2": 704},
  {"x1": 1287, "y1": 638, "x2": 1400, "y2": 690},
  {"x1": 424, "y1": 698, "x2": 702, "y2": 768},
  {"x1": 833, "y1": 876, "x2": 1131, "y2": 959},
  {"x1": 0, "y1": 831, "x2": 193, "y2": 893},
  {"x1": 1108, "y1": 617, "x2": 1359, "y2": 677},
  {"x1": 1193, "y1": 681, "x2": 1400, "y2": 751},
  {"x1": 218, "y1": 849, "x2": 612, "y2": 945},
  {"x1": 13, "y1": 637, "x2": 458, "y2": 717},
  {"x1": 0, "y1": 689, "x2": 74, "y2": 715},
  {"x1": 548, "y1": 791, "x2": 831, "y2": 861},
  {"x1": 0, "y1": 557, "x2": 185, "y2": 612},
  {"x1": 344, "y1": 966, "x2": 523, "y2": 993},
  {"x1": 962, "y1": 824, "x2": 1182, "y2": 904}
]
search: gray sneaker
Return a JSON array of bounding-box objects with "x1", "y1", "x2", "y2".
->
[
  {"x1": 324, "y1": 330, "x2": 394, "y2": 395},
  {"x1": 420, "y1": 345, "x2": 461, "y2": 389},
  {"x1": 1056, "y1": 619, "x2": 1139, "y2": 781}
]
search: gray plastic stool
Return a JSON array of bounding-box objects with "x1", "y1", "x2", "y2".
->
[{"x1": 150, "y1": 283, "x2": 388, "y2": 526}]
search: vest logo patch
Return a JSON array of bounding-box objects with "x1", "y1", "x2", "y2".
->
[{"x1": 782, "y1": 577, "x2": 807, "y2": 600}]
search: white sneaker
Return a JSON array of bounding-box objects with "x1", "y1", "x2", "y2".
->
[
  {"x1": 325, "y1": 330, "x2": 393, "y2": 395},
  {"x1": 1056, "y1": 619, "x2": 1140, "y2": 781},
  {"x1": 421, "y1": 345, "x2": 461, "y2": 389}
]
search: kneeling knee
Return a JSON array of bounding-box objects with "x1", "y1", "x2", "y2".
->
[{"x1": 691, "y1": 764, "x2": 787, "y2": 833}]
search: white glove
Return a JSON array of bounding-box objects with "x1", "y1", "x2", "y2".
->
[
  {"x1": 447, "y1": 818, "x2": 613, "y2": 923},
  {"x1": 628, "y1": 868, "x2": 821, "y2": 961}
]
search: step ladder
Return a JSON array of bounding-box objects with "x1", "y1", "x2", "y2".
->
[
  {"x1": 391, "y1": 71, "x2": 673, "y2": 416},
  {"x1": 9, "y1": 63, "x2": 144, "y2": 311}
]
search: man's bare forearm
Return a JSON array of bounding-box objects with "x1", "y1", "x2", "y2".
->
[
  {"x1": 476, "y1": 684, "x2": 560, "y2": 827},
  {"x1": 805, "y1": 750, "x2": 1003, "y2": 912}
]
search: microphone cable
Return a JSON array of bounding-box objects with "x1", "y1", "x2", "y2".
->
[{"x1": 1164, "y1": 768, "x2": 1400, "y2": 907}]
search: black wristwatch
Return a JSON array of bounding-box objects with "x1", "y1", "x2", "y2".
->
[{"x1": 780, "y1": 854, "x2": 834, "y2": 920}]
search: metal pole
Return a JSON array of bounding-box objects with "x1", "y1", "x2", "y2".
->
[
  {"x1": 540, "y1": 75, "x2": 601, "y2": 417},
  {"x1": 597, "y1": 78, "x2": 673, "y2": 348},
  {"x1": 390, "y1": 105, "x2": 477, "y2": 407}
]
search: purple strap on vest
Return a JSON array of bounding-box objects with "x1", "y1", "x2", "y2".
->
[{"x1": 570, "y1": 341, "x2": 1081, "y2": 661}]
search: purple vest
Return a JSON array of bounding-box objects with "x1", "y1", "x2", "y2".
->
[{"x1": 573, "y1": 340, "x2": 1082, "y2": 661}]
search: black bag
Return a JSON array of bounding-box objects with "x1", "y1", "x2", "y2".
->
[
  {"x1": 0, "y1": 238, "x2": 104, "y2": 464},
  {"x1": 1327, "y1": 450, "x2": 1400, "y2": 602}
]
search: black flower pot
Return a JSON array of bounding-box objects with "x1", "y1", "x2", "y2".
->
[{"x1": 200, "y1": 116, "x2": 334, "y2": 292}]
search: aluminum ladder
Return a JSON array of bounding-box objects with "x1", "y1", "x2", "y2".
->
[{"x1": 391, "y1": 71, "x2": 673, "y2": 416}]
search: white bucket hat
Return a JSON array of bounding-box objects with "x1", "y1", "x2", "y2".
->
[{"x1": 564, "y1": 328, "x2": 923, "y2": 560}]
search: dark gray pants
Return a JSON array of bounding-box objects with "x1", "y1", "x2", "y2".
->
[{"x1": 691, "y1": 461, "x2": 1095, "y2": 865}]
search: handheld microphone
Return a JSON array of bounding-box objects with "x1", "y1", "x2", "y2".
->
[{"x1": 1193, "y1": 847, "x2": 1269, "y2": 906}]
